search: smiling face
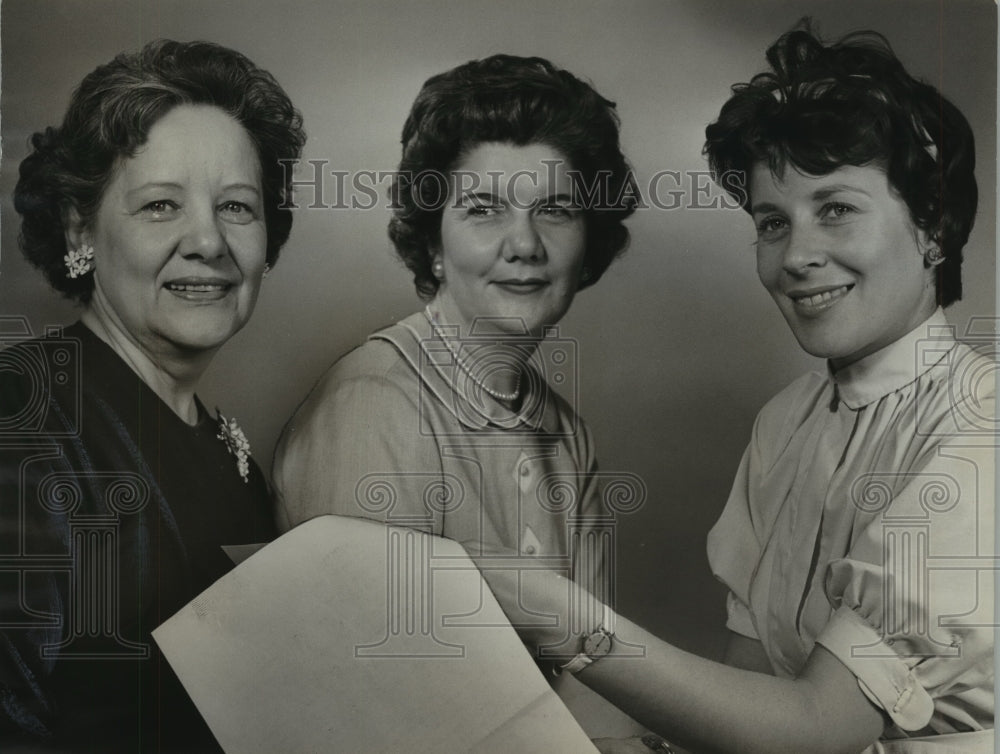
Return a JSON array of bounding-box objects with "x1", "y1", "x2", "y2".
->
[
  {"x1": 750, "y1": 162, "x2": 938, "y2": 370},
  {"x1": 76, "y1": 104, "x2": 267, "y2": 360},
  {"x1": 432, "y1": 142, "x2": 587, "y2": 337}
]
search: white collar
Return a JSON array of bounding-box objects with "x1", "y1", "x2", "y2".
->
[
  {"x1": 370, "y1": 311, "x2": 559, "y2": 432},
  {"x1": 830, "y1": 309, "x2": 955, "y2": 410}
]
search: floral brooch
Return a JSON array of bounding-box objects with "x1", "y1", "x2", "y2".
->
[{"x1": 216, "y1": 410, "x2": 251, "y2": 483}]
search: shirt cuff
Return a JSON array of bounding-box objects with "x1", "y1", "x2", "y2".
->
[
  {"x1": 815, "y1": 606, "x2": 934, "y2": 731},
  {"x1": 724, "y1": 591, "x2": 759, "y2": 639}
]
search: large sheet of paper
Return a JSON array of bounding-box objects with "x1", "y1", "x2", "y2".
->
[{"x1": 153, "y1": 516, "x2": 598, "y2": 753}]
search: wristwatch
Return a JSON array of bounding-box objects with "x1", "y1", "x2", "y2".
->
[{"x1": 558, "y1": 605, "x2": 616, "y2": 674}]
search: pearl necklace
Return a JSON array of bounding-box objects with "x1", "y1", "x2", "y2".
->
[{"x1": 423, "y1": 306, "x2": 522, "y2": 402}]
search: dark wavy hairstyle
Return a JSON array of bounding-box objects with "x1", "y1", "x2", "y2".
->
[
  {"x1": 704, "y1": 22, "x2": 977, "y2": 307},
  {"x1": 14, "y1": 39, "x2": 306, "y2": 303},
  {"x1": 389, "y1": 54, "x2": 637, "y2": 299}
]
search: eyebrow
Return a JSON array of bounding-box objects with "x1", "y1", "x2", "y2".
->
[
  {"x1": 751, "y1": 185, "x2": 872, "y2": 215},
  {"x1": 811, "y1": 184, "x2": 871, "y2": 201},
  {"x1": 126, "y1": 182, "x2": 184, "y2": 198},
  {"x1": 541, "y1": 193, "x2": 578, "y2": 205},
  {"x1": 460, "y1": 190, "x2": 502, "y2": 204},
  {"x1": 457, "y1": 190, "x2": 579, "y2": 206},
  {"x1": 750, "y1": 201, "x2": 781, "y2": 216},
  {"x1": 126, "y1": 182, "x2": 261, "y2": 197},
  {"x1": 223, "y1": 183, "x2": 262, "y2": 195}
]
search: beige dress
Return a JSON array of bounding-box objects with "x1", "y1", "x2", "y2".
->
[{"x1": 273, "y1": 311, "x2": 616, "y2": 600}]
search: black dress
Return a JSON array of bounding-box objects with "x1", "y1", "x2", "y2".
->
[{"x1": 0, "y1": 322, "x2": 276, "y2": 752}]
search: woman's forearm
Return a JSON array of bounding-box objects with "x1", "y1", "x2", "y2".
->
[
  {"x1": 578, "y1": 615, "x2": 882, "y2": 754},
  {"x1": 478, "y1": 565, "x2": 884, "y2": 754}
]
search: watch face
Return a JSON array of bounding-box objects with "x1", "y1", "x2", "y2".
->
[{"x1": 583, "y1": 629, "x2": 613, "y2": 658}]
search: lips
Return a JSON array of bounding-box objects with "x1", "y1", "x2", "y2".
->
[
  {"x1": 164, "y1": 277, "x2": 235, "y2": 301},
  {"x1": 492, "y1": 278, "x2": 549, "y2": 294},
  {"x1": 786, "y1": 284, "x2": 854, "y2": 315}
]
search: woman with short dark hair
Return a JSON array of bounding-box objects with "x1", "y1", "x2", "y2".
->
[
  {"x1": 274, "y1": 54, "x2": 636, "y2": 614},
  {"x1": 2, "y1": 39, "x2": 305, "y2": 749},
  {"x1": 388, "y1": 54, "x2": 634, "y2": 299},
  {"x1": 17, "y1": 39, "x2": 304, "y2": 303},
  {"x1": 704, "y1": 27, "x2": 976, "y2": 309},
  {"x1": 482, "y1": 26, "x2": 993, "y2": 754}
]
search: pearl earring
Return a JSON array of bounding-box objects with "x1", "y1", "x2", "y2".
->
[
  {"x1": 64, "y1": 243, "x2": 95, "y2": 279},
  {"x1": 432, "y1": 259, "x2": 445, "y2": 280}
]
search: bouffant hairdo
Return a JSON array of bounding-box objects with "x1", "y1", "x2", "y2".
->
[
  {"x1": 14, "y1": 39, "x2": 306, "y2": 303},
  {"x1": 389, "y1": 54, "x2": 637, "y2": 299},
  {"x1": 703, "y1": 22, "x2": 977, "y2": 306}
]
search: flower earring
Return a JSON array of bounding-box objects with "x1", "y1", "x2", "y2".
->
[
  {"x1": 64, "y1": 243, "x2": 95, "y2": 279},
  {"x1": 925, "y1": 246, "x2": 945, "y2": 266},
  {"x1": 432, "y1": 259, "x2": 445, "y2": 280}
]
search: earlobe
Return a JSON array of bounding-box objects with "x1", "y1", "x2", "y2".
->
[
  {"x1": 61, "y1": 206, "x2": 96, "y2": 279},
  {"x1": 62, "y1": 205, "x2": 88, "y2": 251},
  {"x1": 917, "y1": 229, "x2": 944, "y2": 267},
  {"x1": 431, "y1": 256, "x2": 445, "y2": 281}
]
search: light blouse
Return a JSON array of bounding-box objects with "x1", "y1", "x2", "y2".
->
[{"x1": 708, "y1": 309, "x2": 994, "y2": 743}]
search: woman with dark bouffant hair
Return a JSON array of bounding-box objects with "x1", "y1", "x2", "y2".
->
[
  {"x1": 1, "y1": 40, "x2": 304, "y2": 749},
  {"x1": 478, "y1": 25, "x2": 992, "y2": 754},
  {"x1": 274, "y1": 54, "x2": 635, "y2": 620}
]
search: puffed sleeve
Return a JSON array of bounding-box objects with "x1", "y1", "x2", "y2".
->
[
  {"x1": 707, "y1": 441, "x2": 763, "y2": 640},
  {"x1": 815, "y1": 439, "x2": 995, "y2": 733},
  {"x1": 272, "y1": 366, "x2": 445, "y2": 536},
  {"x1": 708, "y1": 374, "x2": 827, "y2": 641}
]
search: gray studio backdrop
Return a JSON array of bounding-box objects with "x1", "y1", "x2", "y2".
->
[{"x1": 2, "y1": 0, "x2": 995, "y2": 659}]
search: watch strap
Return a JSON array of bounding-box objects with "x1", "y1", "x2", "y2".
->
[
  {"x1": 559, "y1": 653, "x2": 594, "y2": 675},
  {"x1": 557, "y1": 604, "x2": 617, "y2": 675}
]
